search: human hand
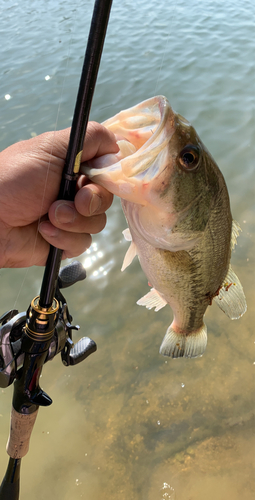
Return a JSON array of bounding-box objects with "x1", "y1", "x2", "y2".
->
[{"x1": 0, "y1": 122, "x2": 119, "y2": 268}]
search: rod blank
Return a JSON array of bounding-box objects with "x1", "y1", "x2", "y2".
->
[{"x1": 39, "y1": 0, "x2": 113, "y2": 308}]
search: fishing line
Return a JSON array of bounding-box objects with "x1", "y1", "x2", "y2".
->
[
  {"x1": 154, "y1": 5, "x2": 176, "y2": 96},
  {"x1": 12, "y1": 18, "x2": 75, "y2": 310},
  {"x1": 31, "y1": 20, "x2": 75, "y2": 258},
  {"x1": 154, "y1": 31, "x2": 171, "y2": 96}
]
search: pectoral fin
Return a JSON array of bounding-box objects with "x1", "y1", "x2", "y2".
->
[
  {"x1": 214, "y1": 265, "x2": 247, "y2": 319},
  {"x1": 137, "y1": 288, "x2": 167, "y2": 311},
  {"x1": 122, "y1": 228, "x2": 132, "y2": 241}
]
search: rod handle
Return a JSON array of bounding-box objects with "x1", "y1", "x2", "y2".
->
[{"x1": 6, "y1": 407, "x2": 39, "y2": 459}]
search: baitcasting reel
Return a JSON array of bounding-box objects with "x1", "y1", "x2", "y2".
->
[{"x1": 0, "y1": 260, "x2": 96, "y2": 389}]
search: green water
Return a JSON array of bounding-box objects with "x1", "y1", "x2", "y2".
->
[{"x1": 0, "y1": 1, "x2": 254, "y2": 499}]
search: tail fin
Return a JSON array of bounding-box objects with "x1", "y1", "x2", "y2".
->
[{"x1": 159, "y1": 323, "x2": 207, "y2": 358}]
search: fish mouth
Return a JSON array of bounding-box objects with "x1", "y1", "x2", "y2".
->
[{"x1": 82, "y1": 96, "x2": 175, "y2": 182}]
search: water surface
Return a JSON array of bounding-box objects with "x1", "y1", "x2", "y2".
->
[{"x1": 0, "y1": 1, "x2": 254, "y2": 499}]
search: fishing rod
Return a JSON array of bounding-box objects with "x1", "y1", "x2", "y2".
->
[{"x1": 0, "y1": 0, "x2": 113, "y2": 498}]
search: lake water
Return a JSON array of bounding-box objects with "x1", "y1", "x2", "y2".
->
[{"x1": 0, "y1": 1, "x2": 254, "y2": 499}]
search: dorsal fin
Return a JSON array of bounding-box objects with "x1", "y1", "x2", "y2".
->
[
  {"x1": 214, "y1": 265, "x2": 247, "y2": 319},
  {"x1": 231, "y1": 220, "x2": 241, "y2": 250}
]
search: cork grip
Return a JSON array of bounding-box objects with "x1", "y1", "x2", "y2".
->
[{"x1": 6, "y1": 407, "x2": 39, "y2": 459}]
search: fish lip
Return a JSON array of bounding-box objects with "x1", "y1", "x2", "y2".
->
[
  {"x1": 82, "y1": 96, "x2": 175, "y2": 188},
  {"x1": 119, "y1": 96, "x2": 175, "y2": 178}
]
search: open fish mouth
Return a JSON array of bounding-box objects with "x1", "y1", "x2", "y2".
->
[{"x1": 81, "y1": 96, "x2": 176, "y2": 181}]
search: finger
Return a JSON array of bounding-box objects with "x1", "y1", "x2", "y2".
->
[
  {"x1": 1, "y1": 224, "x2": 50, "y2": 268},
  {"x1": 74, "y1": 182, "x2": 113, "y2": 217},
  {"x1": 81, "y1": 121, "x2": 119, "y2": 160},
  {"x1": 38, "y1": 221, "x2": 92, "y2": 258},
  {"x1": 40, "y1": 122, "x2": 119, "y2": 162},
  {"x1": 48, "y1": 200, "x2": 107, "y2": 234}
]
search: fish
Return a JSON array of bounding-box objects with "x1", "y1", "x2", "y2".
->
[{"x1": 81, "y1": 96, "x2": 247, "y2": 358}]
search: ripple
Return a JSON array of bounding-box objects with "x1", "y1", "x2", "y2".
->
[{"x1": 0, "y1": 3, "x2": 254, "y2": 498}]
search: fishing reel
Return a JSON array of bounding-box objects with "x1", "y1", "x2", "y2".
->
[{"x1": 0, "y1": 260, "x2": 96, "y2": 389}]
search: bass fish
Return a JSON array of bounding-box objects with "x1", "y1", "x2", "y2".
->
[{"x1": 82, "y1": 96, "x2": 247, "y2": 358}]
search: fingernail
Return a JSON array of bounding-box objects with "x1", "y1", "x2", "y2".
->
[
  {"x1": 89, "y1": 193, "x2": 101, "y2": 215},
  {"x1": 55, "y1": 203, "x2": 76, "y2": 223},
  {"x1": 39, "y1": 221, "x2": 58, "y2": 237}
]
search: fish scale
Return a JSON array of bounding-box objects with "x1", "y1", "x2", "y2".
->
[{"x1": 82, "y1": 96, "x2": 247, "y2": 358}]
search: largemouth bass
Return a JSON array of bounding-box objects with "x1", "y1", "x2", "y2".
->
[{"x1": 82, "y1": 96, "x2": 247, "y2": 358}]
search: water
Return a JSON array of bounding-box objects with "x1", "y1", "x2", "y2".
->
[{"x1": 0, "y1": 1, "x2": 254, "y2": 498}]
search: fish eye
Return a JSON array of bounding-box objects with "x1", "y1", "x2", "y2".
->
[{"x1": 179, "y1": 145, "x2": 200, "y2": 171}]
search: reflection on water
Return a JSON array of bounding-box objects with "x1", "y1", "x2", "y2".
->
[
  {"x1": 0, "y1": 1, "x2": 254, "y2": 499},
  {"x1": 81, "y1": 242, "x2": 113, "y2": 280}
]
